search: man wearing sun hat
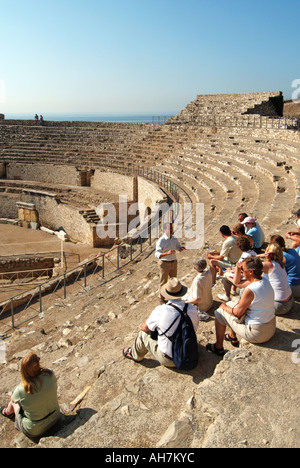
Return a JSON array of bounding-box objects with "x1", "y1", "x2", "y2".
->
[
  {"x1": 241, "y1": 217, "x2": 264, "y2": 254},
  {"x1": 122, "y1": 278, "x2": 199, "y2": 367}
]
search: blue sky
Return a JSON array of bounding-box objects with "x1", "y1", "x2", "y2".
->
[{"x1": 0, "y1": 0, "x2": 299, "y2": 116}]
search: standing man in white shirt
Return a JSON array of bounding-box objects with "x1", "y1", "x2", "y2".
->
[{"x1": 155, "y1": 222, "x2": 186, "y2": 304}]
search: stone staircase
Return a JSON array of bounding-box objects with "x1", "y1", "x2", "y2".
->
[{"x1": 80, "y1": 209, "x2": 100, "y2": 224}]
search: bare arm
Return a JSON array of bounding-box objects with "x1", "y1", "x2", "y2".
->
[
  {"x1": 140, "y1": 321, "x2": 150, "y2": 332},
  {"x1": 232, "y1": 262, "x2": 250, "y2": 288},
  {"x1": 220, "y1": 288, "x2": 254, "y2": 319},
  {"x1": 159, "y1": 249, "x2": 176, "y2": 258}
]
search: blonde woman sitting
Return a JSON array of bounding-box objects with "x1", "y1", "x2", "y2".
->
[
  {"x1": 1, "y1": 352, "x2": 60, "y2": 438},
  {"x1": 262, "y1": 243, "x2": 294, "y2": 316}
]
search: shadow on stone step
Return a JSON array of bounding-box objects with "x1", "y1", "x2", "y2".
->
[
  {"x1": 45, "y1": 408, "x2": 97, "y2": 439},
  {"x1": 15, "y1": 408, "x2": 98, "y2": 447}
]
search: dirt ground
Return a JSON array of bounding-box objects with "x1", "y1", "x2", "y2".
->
[{"x1": 0, "y1": 224, "x2": 104, "y2": 259}]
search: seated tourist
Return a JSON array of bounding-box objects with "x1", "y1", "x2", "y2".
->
[
  {"x1": 270, "y1": 235, "x2": 300, "y2": 299},
  {"x1": 261, "y1": 243, "x2": 294, "y2": 315},
  {"x1": 122, "y1": 278, "x2": 199, "y2": 368},
  {"x1": 232, "y1": 223, "x2": 255, "y2": 248},
  {"x1": 1, "y1": 352, "x2": 60, "y2": 438},
  {"x1": 218, "y1": 237, "x2": 257, "y2": 302},
  {"x1": 206, "y1": 257, "x2": 276, "y2": 355},
  {"x1": 238, "y1": 213, "x2": 265, "y2": 244},
  {"x1": 241, "y1": 217, "x2": 264, "y2": 253},
  {"x1": 285, "y1": 209, "x2": 300, "y2": 252},
  {"x1": 207, "y1": 225, "x2": 242, "y2": 285},
  {"x1": 184, "y1": 258, "x2": 213, "y2": 317}
]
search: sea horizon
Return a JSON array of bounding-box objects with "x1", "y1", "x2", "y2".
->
[{"x1": 3, "y1": 112, "x2": 176, "y2": 124}]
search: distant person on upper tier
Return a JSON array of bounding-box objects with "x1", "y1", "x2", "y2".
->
[
  {"x1": 285, "y1": 209, "x2": 300, "y2": 253},
  {"x1": 34, "y1": 114, "x2": 38, "y2": 124},
  {"x1": 39, "y1": 115, "x2": 44, "y2": 126},
  {"x1": 270, "y1": 235, "x2": 300, "y2": 298},
  {"x1": 241, "y1": 217, "x2": 264, "y2": 254},
  {"x1": 207, "y1": 225, "x2": 242, "y2": 285},
  {"x1": 155, "y1": 222, "x2": 186, "y2": 304}
]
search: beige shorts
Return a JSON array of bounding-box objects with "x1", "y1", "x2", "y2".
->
[
  {"x1": 214, "y1": 308, "x2": 276, "y2": 344},
  {"x1": 217, "y1": 259, "x2": 236, "y2": 270}
]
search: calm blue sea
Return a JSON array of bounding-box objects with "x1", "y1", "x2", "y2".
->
[{"x1": 4, "y1": 113, "x2": 175, "y2": 124}]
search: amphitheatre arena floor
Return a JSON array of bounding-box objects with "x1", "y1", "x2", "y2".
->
[
  {"x1": 0, "y1": 224, "x2": 103, "y2": 258},
  {"x1": 0, "y1": 224, "x2": 106, "y2": 303}
]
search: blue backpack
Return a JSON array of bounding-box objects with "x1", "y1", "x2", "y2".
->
[{"x1": 160, "y1": 303, "x2": 199, "y2": 371}]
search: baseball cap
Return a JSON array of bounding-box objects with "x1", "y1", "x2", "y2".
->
[{"x1": 241, "y1": 217, "x2": 255, "y2": 224}]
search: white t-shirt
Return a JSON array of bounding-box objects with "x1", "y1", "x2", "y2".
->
[{"x1": 146, "y1": 299, "x2": 199, "y2": 357}]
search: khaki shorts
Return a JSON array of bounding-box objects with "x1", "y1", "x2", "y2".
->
[
  {"x1": 217, "y1": 259, "x2": 236, "y2": 270},
  {"x1": 131, "y1": 331, "x2": 176, "y2": 368},
  {"x1": 214, "y1": 308, "x2": 276, "y2": 344}
]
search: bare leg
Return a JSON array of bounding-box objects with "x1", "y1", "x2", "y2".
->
[
  {"x1": 215, "y1": 319, "x2": 237, "y2": 349},
  {"x1": 210, "y1": 261, "x2": 218, "y2": 284}
]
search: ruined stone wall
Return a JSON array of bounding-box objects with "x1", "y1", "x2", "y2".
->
[
  {"x1": 0, "y1": 257, "x2": 54, "y2": 278},
  {"x1": 0, "y1": 191, "x2": 93, "y2": 244},
  {"x1": 0, "y1": 193, "x2": 18, "y2": 218},
  {"x1": 92, "y1": 171, "x2": 165, "y2": 219},
  {"x1": 92, "y1": 172, "x2": 134, "y2": 199},
  {"x1": 6, "y1": 163, "x2": 80, "y2": 185}
]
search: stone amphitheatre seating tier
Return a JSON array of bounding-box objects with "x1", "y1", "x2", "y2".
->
[
  {"x1": 1, "y1": 117, "x2": 300, "y2": 237},
  {"x1": 123, "y1": 123, "x2": 300, "y2": 229},
  {"x1": 0, "y1": 121, "x2": 150, "y2": 168},
  {"x1": 167, "y1": 91, "x2": 284, "y2": 124}
]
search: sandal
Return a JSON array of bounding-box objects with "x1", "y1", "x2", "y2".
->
[
  {"x1": 0, "y1": 406, "x2": 15, "y2": 421},
  {"x1": 224, "y1": 333, "x2": 239, "y2": 347},
  {"x1": 122, "y1": 347, "x2": 138, "y2": 362},
  {"x1": 206, "y1": 343, "x2": 225, "y2": 357}
]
